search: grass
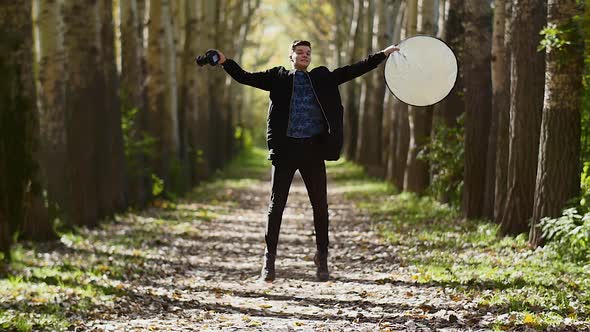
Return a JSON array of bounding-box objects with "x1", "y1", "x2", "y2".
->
[{"x1": 329, "y1": 157, "x2": 590, "y2": 330}]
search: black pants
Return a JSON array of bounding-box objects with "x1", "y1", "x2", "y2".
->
[{"x1": 265, "y1": 138, "x2": 329, "y2": 256}]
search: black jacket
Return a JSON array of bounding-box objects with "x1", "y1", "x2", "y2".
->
[{"x1": 222, "y1": 51, "x2": 387, "y2": 161}]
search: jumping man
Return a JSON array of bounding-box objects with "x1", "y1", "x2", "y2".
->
[{"x1": 212, "y1": 40, "x2": 399, "y2": 282}]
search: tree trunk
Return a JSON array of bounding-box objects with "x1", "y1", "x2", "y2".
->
[
  {"x1": 366, "y1": 0, "x2": 388, "y2": 177},
  {"x1": 343, "y1": 0, "x2": 364, "y2": 160},
  {"x1": 36, "y1": 0, "x2": 68, "y2": 218},
  {"x1": 98, "y1": 0, "x2": 127, "y2": 217},
  {"x1": 387, "y1": 1, "x2": 409, "y2": 189},
  {"x1": 0, "y1": 0, "x2": 52, "y2": 245},
  {"x1": 181, "y1": 0, "x2": 201, "y2": 186},
  {"x1": 146, "y1": 0, "x2": 180, "y2": 193},
  {"x1": 530, "y1": 0, "x2": 583, "y2": 246},
  {"x1": 493, "y1": 0, "x2": 512, "y2": 221},
  {"x1": 462, "y1": 0, "x2": 492, "y2": 218},
  {"x1": 63, "y1": 0, "x2": 104, "y2": 227},
  {"x1": 383, "y1": 0, "x2": 402, "y2": 178},
  {"x1": 404, "y1": 0, "x2": 434, "y2": 194},
  {"x1": 120, "y1": 0, "x2": 150, "y2": 207},
  {"x1": 436, "y1": 0, "x2": 464, "y2": 128},
  {"x1": 499, "y1": 0, "x2": 546, "y2": 236}
]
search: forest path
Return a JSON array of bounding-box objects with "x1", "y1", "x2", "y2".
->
[{"x1": 74, "y1": 151, "x2": 486, "y2": 332}]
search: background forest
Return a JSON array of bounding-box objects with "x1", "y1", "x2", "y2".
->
[{"x1": 1, "y1": 0, "x2": 590, "y2": 330}]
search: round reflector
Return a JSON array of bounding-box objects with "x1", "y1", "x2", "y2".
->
[{"x1": 384, "y1": 35, "x2": 458, "y2": 107}]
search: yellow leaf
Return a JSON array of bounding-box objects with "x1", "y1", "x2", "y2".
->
[
  {"x1": 293, "y1": 321, "x2": 304, "y2": 326},
  {"x1": 259, "y1": 304, "x2": 272, "y2": 309}
]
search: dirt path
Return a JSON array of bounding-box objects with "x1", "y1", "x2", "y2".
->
[{"x1": 75, "y1": 170, "x2": 486, "y2": 332}]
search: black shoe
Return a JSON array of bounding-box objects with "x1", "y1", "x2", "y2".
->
[
  {"x1": 260, "y1": 252, "x2": 276, "y2": 282},
  {"x1": 314, "y1": 252, "x2": 329, "y2": 282}
]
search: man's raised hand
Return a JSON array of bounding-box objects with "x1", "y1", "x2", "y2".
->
[
  {"x1": 382, "y1": 45, "x2": 400, "y2": 56},
  {"x1": 210, "y1": 49, "x2": 226, "y2": 64}
]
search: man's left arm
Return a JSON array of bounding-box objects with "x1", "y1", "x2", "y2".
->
[{"x1": 331, "y1": 45, "x2": 399, "y2": 85}]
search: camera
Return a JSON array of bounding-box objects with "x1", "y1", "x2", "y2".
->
[{"x1": 196, "y1": 50, "x2": 220, "y2": 66}]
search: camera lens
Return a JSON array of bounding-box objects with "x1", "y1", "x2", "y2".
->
[{"x1": 195, "y1": 55, "x2": 208, "y2": 66}]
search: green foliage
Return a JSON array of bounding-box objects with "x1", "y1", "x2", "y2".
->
[
  {"x1": 120, "y1": 106, "x2": 158, "y2": 177},
  {"x1": 539, "y1": 22, "x2": 575, "y2": 53},
  {"x1": 151, "y1": 173, "x2": 164, "y2": 197},
  {"x1": 539, "y1": 208, "x2": 590, "y2": 262},
  {"x1": 580, "y1": 161, "x2": 590, "y2": 209},
  {"x1": 419, "y1": 116, "x2": 465, "y2": 206}
]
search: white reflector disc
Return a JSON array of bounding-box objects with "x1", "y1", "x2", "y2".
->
[{"x1": 384, "y1": 35, "x2": 458, "y2": 107}]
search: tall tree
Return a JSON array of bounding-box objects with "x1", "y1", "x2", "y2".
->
[
  {"x1": 429, "y1": 0, "x2": 465, "y2": 203},
  {"x1": 388, "y1": 0, "x2": 410, "y2": 189},
  {"x1": 180, "y1": 0, "x2": 208, "y2": 185},
  {"x1": 462, "y1": 0, "x2": 492, "y2": 218},
  {"x1": 530, "y1": 0, "x2": 584, "y2": 246},
  {"x1": 492, "y1": 0, "x2": 513, "y2": 221},
  {"x1": 62, "y1": 0, "x2": 104, "y2": 226},
  {"x1": 98, "y1": 0, "x2": 127, "y2": 217},
  {"x1": 36, "y1": 0, "x2": 67, "y2": 216},
  {"x1": 435, "y1": 0, "x2": 464, "y2": 128},
  {"x1": 499, "y1": 0, "x2": 546, "y2": 235},
  {"x1": 404, "y1": 0, "x2": 435, "y2": 193},
  {"x1": 359, "y1": 0, "x2": 388, "y2": 176},
  {"x1": 146, "y1": 0, "x2": 180, "y2": 191},
  {"x1": 383, "y1": 0, "x2": 403, "y2": 181},
  {"x1": 0, "y1": 0, "x2": 52, "y2": 258},
  {"x1": 120, "y1": 0, "x2": 150, "y2": 206},
  {"x1": 343, "y1": 0, "x2": 365, "y2": 160}
]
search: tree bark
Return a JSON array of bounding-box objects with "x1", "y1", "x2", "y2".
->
[
  {"x1": 120, "y1": 0, "x2": 150, "y2": 206},
  {"x1": 462, "y1": 0, "x2": 492, "y2": 218},
  {"x1": 98, "y1": 0, "x2": 127, "y2": 217},
  {"x1": 0, "y1": 0, "x2": 52, "y2": 245},
  {"x1": 62, "y1": 0, "x2": 104, "y2": 226},
  {"x1": 388, "y1": 1, "x2": 410, "y2": 189},
  {"x1": 146, "y1": 0, "x2": 180, "y2": 192},
  {"x1": 499, "y1": 0, "x2": 546, "y2": 236},
  {"x1": 435, "y1": 0, "x2": 464, "y2": 128},
  {"x1": 343, "y1": 0, "x2": 364, "y2": 160},
  {"x1": 493, "y1": 0, "x2": 512, "y2": 221},
  {"x1": 383, "y1": 0, "x2": 402, "y2": 179},
  {"x1": 36, "y1": 0, "x2": 67, "y2": 217},
  {"x1": 356, "y1": 0, "x2": 381, "y2": 172},
  {"x1": 530, "y1": 0, "x2": 583, "y2": 246}
]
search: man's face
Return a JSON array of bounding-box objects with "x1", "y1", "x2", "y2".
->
[{"x1": 290, "y1": 45, "x2": 311, "y2": 70}]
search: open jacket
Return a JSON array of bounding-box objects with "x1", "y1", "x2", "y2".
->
[{"x1": 222, "y1": 51, "x2": 387, "y2": 161}]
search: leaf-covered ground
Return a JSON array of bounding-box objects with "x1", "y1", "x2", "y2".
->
[{"x1": 1, "y1": 147, "x2": 589, "y2": 331}]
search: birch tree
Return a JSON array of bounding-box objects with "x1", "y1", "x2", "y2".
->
[
  {"x1": 530, "y1": 0, "x2": 584, "y2": 246},
  {"x1": 146, "y1": 0, "x2": 180, "y2": 190}
]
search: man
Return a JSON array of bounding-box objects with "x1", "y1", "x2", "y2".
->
[{"x1": 214, "y1": 40, "x2": 399, "y2": 282}]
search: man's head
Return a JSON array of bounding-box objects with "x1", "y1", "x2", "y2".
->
[{"x1": 289, "y1": 40, "x2": 312, "y2": 71}]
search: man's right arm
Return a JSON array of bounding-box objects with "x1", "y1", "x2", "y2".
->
[
  {"x1": 221, "y1": 59, "x2": 278, "y2": 92},
  {"x1": 212, "y1": 49, "x2": 277, "y2": 91}
]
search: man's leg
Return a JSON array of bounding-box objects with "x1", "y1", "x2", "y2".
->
[
  {"x1": 261, "y1": 159, "x2": 296, "y2": 281},
  {"x1": 266, "y1": 160, "x2": 296, "y2": 255},
  {"x1": 299, "y1": 158, "x2": 330, "y2": 281},
  {"x1": 299, "y1": 159, "x2": 329, "y2": 253}
]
